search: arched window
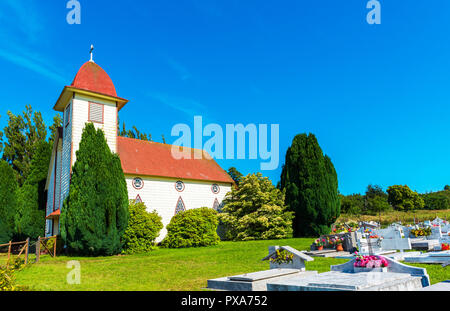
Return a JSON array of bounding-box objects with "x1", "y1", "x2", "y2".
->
[
  {"x1": 175, "y1": 197, "x2": 186, "y2": 215},
  {"x1": 213, "y1": 198, "x2": 220, "y2": 211},
  {"x1": 135, "y1": 194, "x2": 143, "y2": 204}
]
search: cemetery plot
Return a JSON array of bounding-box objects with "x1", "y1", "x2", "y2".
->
[
  {"x1": 267, "y1": 271, "x2": 423, "y2": 291},
  {"x1": 207, "y1": 245, "x2": 318, "y2": 291},
  {"x1": 207, "y1": 269, "x2": 317, "y2": 291},
  {"x1": 422, "y1": 280, "x2": 450, "y2": 291},
  {"x1": 267, "y1": 254, "x2": 430, "y2": 291},
  {"x1": 404, "y1": 250, "x2": 450, "y2": 264}
]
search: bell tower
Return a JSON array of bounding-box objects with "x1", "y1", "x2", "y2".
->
[{"x1": 53, "y1": 52, "x2": 128, "y2": 207}]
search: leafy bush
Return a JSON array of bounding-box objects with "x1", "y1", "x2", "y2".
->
[
  {"x1": 41, "y1": 236, "x2": 64, "y2": 255},
  {"x1": 387, "y1": 185, "x2": 424, "y2": 212},
  {"x1": 162, "y1": 207, "x2": 220, "y2": 248},
  {"x1": 219, "y1": 173, "x2": 293, "y2": 241},
  {"x1": 122, "y1": 201, "x2": 163, "y2": 254},
  {"x1": 0, "y1": 258, "x2": 27, "y2": 291}
]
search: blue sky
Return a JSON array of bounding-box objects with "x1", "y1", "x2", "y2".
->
[{"x1": 0, "y1": 0, "x2": 449, "y2": 195}]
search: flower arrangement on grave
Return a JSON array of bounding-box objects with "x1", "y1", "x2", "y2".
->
[
  {"x1": 369, "y1": 234, "x2": 379, "y2": 239},
  {"x1": 354, "y1": 254, "x2": 389, "y2": 268},
  {"x1": 335, "y1": 237, "x2": 344, "y2": 245},
  {"x1": 327, "y1": 237, "x2": 336, "y2": 247},
  {"x1": 269, "y1": 249, "x2": 294, "y2": 265},
  {"x1": 335, "y1": 236, "x2": 345, "y2": 251},
  {"x1": 410, "y1": 227, "x2": 432, "y2": 237},
  {"x1": 313, "y1": 239, "x2": 325, "y2": 249},
  {"x1": 442, "y1": 243, "x2": 450, "y2": 251}
]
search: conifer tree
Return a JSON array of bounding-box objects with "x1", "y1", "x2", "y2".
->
[
  {"x1": 280, "y1": 133, "x2": 340, "y2": 237},
  {"x1": 61, "y1": 123, "x2": 129, "y2": 256},
  {"x1": 227, "y1": 167, "x2": 243, "y2": 186},
  {"x1": 0, "y1": 160, "x2": 17, "y2": 243},
  {"x1": 14, "y1": 141, "x2": 52, "y2": 240}
]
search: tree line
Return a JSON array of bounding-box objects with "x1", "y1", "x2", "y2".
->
[{"x1": 340, "y1": 184, "x2": 450, "y2": 216}]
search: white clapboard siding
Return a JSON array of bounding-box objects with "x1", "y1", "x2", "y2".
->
[
  {"x1": 54, "y1": 141, "x2": 63, "y2": 210},
  {"x1": 71, "y1": 94, "x2": 118, "y2": 166},
  {"x1": 125, "y1": 175, "x2": 232, "y2": 242},
  {"x1": 45, "y1": 160, "x2": 55, "y2": 237},
  {"x1": 60, "y1": 101, "x2": 73, "y2": 209}
]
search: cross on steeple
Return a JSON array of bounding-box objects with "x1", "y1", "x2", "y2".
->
[{"x1": 90, "y1": 45, "x2": 94, "y2": 62}]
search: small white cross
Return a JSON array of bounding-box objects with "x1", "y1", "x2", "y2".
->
[{"x1": 90, "y1": 45, "x2": 94, "y2": 62}]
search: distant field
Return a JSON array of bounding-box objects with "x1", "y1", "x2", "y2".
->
[
  {"x1": 338, "y1": 209, "x2": 450, "y2": 226},
  {"x1": 4, "y1": 238, "x2": 449, "y2": 291}
]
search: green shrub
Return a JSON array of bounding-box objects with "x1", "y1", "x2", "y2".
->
[
  {"x1": 162, "y1": 207, "x2": 220, "y2": 248},
  {"x1": 0, "y1": 258, "x2": 27, "y2": 291},
  {"x1": 122, "y1": 201, "x2": 163, "y2": 254},
  {"x1": 220, "y1": 173, "x2": 293, "y2": 241},
  {"x1": 41, "y1": 236, "x2": 64, "y2": 255}
]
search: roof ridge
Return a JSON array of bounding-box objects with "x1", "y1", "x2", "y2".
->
[{"x1": 117, "y1": 135, "x2": 212, "y2": 155}]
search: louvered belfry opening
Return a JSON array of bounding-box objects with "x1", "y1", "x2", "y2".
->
[{"x1": 89, "y1": 102, "x2": 103, "y2": 123}]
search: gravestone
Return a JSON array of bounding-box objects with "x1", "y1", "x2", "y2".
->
[
  {"x1": 207, "y1": 246, "x2": 317, "y2": 291},
  {"x1": 359, "y1": 221, "x2": 379, "y2": 230},
  {"x1": 207, "y1": 269, "x2": 317, "y2": 291},
  {"x1": 431, "y1": 217, "x2": 447, "y2": 226},
  {"x1": 377, "y1": 226, "x2": 412, "y2": 252},
  {"x1": 410, "y1": 238, "x2": 440, "y2": 251},
  {"x1": 427, "y1": 226, "x2": 442, "y2": 240},
  {"x1": 311, "y1": 233, "x2": 353, "y2": 252},
  {"x1": 422, "y1": 280, "x2": 450, "y2": 291},
  {"x1": 263, "y1": 246, "x2": 314, "y2": 271},
  {"x1": 404, "y1": 250, "x2": 450, "y2": 264},
  {"x1": 267, "y1": 255, "x2": 430, "y2": 291},
  {"x1": 381, "y1": 238, "x2": 411, "y2": 252}
]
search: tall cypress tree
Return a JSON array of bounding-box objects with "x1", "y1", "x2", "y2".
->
[
  {"x1": 280, "y1": 133, "x2": 340, "y2": 237},
  {"x1": 0, "y1": 160, "x2": 17, "y2": 243},
  {"x1": 61, "y1": 123, "x2": 129, "y2": 256},
  {"x1": 14, "y1": 141, "x2": 52, "y2": 240}
]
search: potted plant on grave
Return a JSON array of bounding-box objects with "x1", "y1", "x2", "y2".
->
[
  {"x1": 335, "y1": 237, "x2": 345, "y2": 252},
  {"x1": 314, "y1": 239, "x2": 324, "y2": 251},
  {"x1": 410, "y1": 227, "x2": 432, "y2": 238},
  {"x1": 354, "y1": 254, "x2": 389, "y2": 273},
  {"x1": 269, "y1": 249, "x2": 294, "y2": 266},
  {"x1": 327, "y1": 237, "x2": 335, "y2": 249}
]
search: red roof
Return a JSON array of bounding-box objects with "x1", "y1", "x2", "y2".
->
[
  {"x1": 117, "y1": 136, "x2": 234, "y2": 184},
  {"x1": 46, "y1": 209, "x2": 61, "y2": 220},
  {"x1": 71, "y1": 61, "x2": 117, "y2": 98}
]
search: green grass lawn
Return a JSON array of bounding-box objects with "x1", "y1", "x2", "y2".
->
[{"x1": 6, "y1": 238, "x2": 450, "y2": 291}]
